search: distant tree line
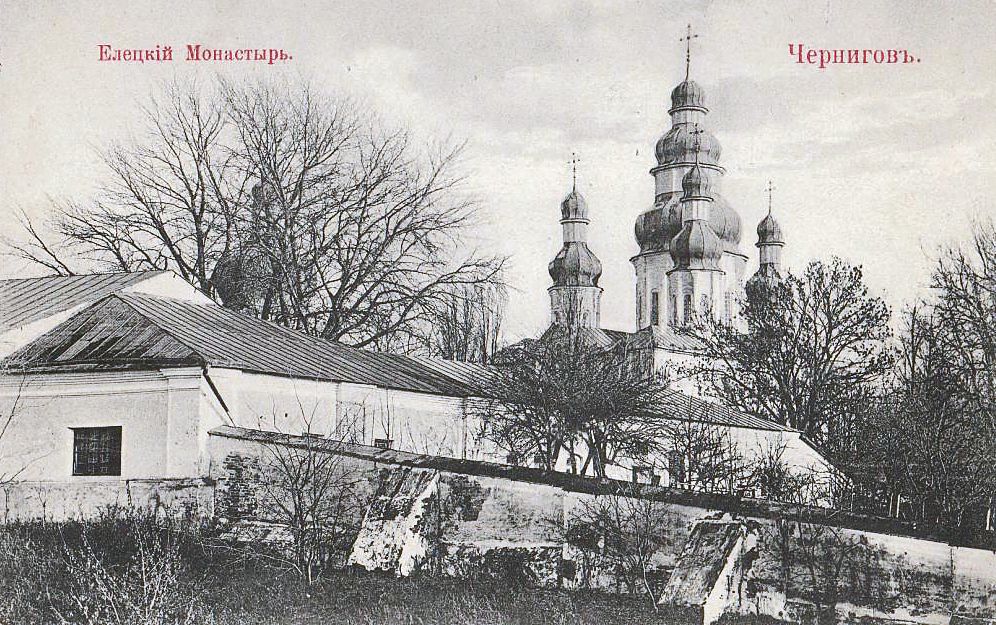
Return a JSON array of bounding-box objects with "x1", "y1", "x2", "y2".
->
[{"x1": 692, "y1": 226, "x2": 996, "y2": 541}]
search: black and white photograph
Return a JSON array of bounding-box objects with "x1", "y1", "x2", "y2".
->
[{"x1": 0, "y1": 1, "x2": 994, "y2": 623}]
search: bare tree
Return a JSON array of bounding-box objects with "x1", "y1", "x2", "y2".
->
[
  {"x1": 477, "y1": 329, "x2": 669, "y2": 477},
  {"x1": 691, "y1": 258, "x2": 893, "y2": 459},
  {"x1": 868, "y1": 303, "x2": 996, "y2": 534},
  {"x1": 752, "y1": 444, "x2": 868, "y2": 625},
  {"x1": 425, "y1": 282, "x2": 507, "y2": 364},
  {"x1": 567, "y1": 487, "x2": 675, "y2": 608},
  {"x1": 658, "y1": 408, "x2": 747, "y2": 494},
  {"x1": 8, "y1": 77, "x2": 505, "y2": 352},
  {"x1": 254, "y1": 413, "x2": 369, "y2": 586}
]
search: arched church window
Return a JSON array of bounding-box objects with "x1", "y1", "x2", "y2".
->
[
  {"x1": 724, "y1": 292, "x2": 733, "y2": 323},
  {"x1": 650, "y1": 291, "x2": 660, "y2": 326},
  {"x1": 670, "y1": 295, "x2": 678, "y2": 325},
  {"x1": 683, "y1": 293, "x2": 693, "y2": 324}
]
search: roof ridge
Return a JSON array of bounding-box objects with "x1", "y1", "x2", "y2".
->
[{"x1": 0, "y1": 270, "x2": 168, "y2": 284}]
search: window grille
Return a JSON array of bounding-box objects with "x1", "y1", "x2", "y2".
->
[{"x1": 72, "y1": 426, "x2": 122, "y2": 476}]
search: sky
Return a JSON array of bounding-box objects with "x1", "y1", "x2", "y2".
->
[{"x1": 1, "y1": 0, "x2": 994, "y2": 340}]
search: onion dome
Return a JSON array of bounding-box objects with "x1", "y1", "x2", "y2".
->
[
  {"x1": 669, "y1": 221, "x2": 723, "y2": 270},
  {"x1": 670, "y1": 80, "x2": 706, "y2": 112},
  {"x1": 634, "y1": 192, "x2": 742, "y2": 253},
  {"x1": 548, "y1": 243, "x2": 602, "y2": 287},
  {"x1": 682, "y1": 162, "x2": 713, "y2": 199},
  {"x1": 634, "y1": 196, "x2": 679, "y2": 252},
  {"x1": 712, "y1": 195, "x2": 742, "y2": 246},
  {"x1": 756, "y1": 213, "x2": 784, "y2": 246},
  {"x1": 211, "y1": 241, "x2": 276, "y2": 311},
  {"x1": 655, "y1": 125, "x2": 722, "y2": 167},
  {"x1": 560, "y1": 189, "x2": 589, "y2": 221}
]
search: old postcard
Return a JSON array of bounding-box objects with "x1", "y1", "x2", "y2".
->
[{"x1": 0, "y1": 1, "x2": 993, "y2": 623}]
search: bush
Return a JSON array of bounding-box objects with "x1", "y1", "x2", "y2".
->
[
  {"x1": 54, "y1": 515, "x2": 201, "y2": 625},
  {"x1": 0, "y1": 509, "x2": 681, "y2": 625}
]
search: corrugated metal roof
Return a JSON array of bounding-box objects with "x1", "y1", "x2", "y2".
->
[
  {"x1": 7, "y1": 296, "x2": 199, "y2": 367},
  {"x1": 653, "y1": 389, "x2": 796, "y2": 433},
  {"x1": 5, "y1": 290, "x2": 789, "y2": 432},
  {"x1": 6, "y1": 292, "x2": 479, "y2": 397},
  {"x1": 0, "y1": 271, "x2": 167, "y2": 331}
]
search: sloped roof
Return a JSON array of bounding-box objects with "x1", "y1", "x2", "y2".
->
[
  {"x1": 604, "y1": 325, "x2": 705, "y2": 354},
  {"x1": 653, "y1": 388, "x2": 795, "y2": 432},
  {"x1": 5, "y1": 291, "x2": 790, "y2": 432},
  {"x1": 5, "y1": 293, "x2": 482, "y2": 397},
  {"x1": 0, "y1": 271, "x2": 168, "y2": 331},
  {"x1": 538, "y1": 324, "x2": 616, "y2": 349}
]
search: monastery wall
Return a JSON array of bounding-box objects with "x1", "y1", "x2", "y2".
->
[{"x1": 207, "y1": 427, "x2": 996, "y2": 624}]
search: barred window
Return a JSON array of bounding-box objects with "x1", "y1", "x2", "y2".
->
[{"x1": 72, "y1": 426, "x2": 122, "y2": 476}]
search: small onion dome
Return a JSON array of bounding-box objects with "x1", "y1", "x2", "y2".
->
[
  {"x1": 655, "y1": 124, "x2": 722, "y2": 166},
  {"x1": 670, "y1": 80, "x2": 706, "y2": 112},
  {"x1": 548, "y1": 242, "x2": 602, "y2": 287},
  {"x1": 756, "y1": 213, "x2": 784, "y2": 246},
  {"x1": 670, "y1": 221, "x2": 723, "y2": 270},
  {"x1": 560, "y1": 189, "x2": 588, "y2": 221},
  {"x1": 681, "y1": 162, "x2": 713, "y2": 200}
]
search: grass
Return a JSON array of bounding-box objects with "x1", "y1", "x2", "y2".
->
[
  {"x1": 199, "y1": 571, "x2": 680, "y2": 625},
  {"x1": 0, "y1": 515, "x2": 681, "y2": 625}
]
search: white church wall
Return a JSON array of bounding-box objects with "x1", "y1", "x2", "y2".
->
[
  {"x1": 0, "y1": 368, "x2": 225, "y2": 520},
  {"x1": 0, "y1": 368, "x2": 219, "y2": 520},
  {"x1": 0, "y1": 370, "x2": 171, "y2": 481},
  {"x1": 634, "y1": 251, "x2": 675, "y2": 328},
  {"x1": 336, "y1": 382, "x2": 470, "y2": 458},
  {"x1": 1, "y1": 367, "x2": 229, "y2": 481},
  {"x1": 375, "y1": 389, "x2": 468, "y2": 457}
]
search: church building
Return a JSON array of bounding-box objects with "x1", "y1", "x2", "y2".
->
[
  {"x1": 547, "y1": 47, "x2": 785, "y2": 372},
  {"x1": 0, "y1": 43, "x2": 823, "y2": 522}
]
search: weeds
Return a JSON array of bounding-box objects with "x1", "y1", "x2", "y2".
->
[{"x1": 0, "y1": 511, "x2": 677, "y2": 625}]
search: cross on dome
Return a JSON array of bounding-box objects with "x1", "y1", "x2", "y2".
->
[
  {"x1": 680, "y1": 23, "x2": 700, "y2": 81},
  {"x1": 765, "y1": 180, "x2": 775, "y2": 215},
  {"x1": 568, "y1": 152, "x2": 580, "y2": 191},
  {"x1": 690, "y1": 123, "x2": 705, "y2": 163}
]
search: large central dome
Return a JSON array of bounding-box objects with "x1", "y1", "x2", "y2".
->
[
  {"x1": 655, "y1": 124, "x2": 722, "y2": 167},
  {"x1": 634, "y1": 79, "x2": 742, "y2": 255},
  {"x1": 635, "y1": 191, "x2": 742, "y2": 253}
]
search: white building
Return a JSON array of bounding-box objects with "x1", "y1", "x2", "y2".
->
[
  {"x1": 0, "y1": 283, "x2": 831, "y2": 520},
  {"x1": 0, "y1": 57, "x2": 826, "y2": 521}
]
